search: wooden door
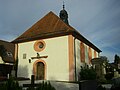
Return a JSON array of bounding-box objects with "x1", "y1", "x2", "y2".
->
[{"x1": 36, "y1": 62, "x2": 44, "y2": 80}]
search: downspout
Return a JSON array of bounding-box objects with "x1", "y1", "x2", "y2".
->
[
  {"x1": 98, "y1": 52, "x2": 100, "y2": 58},
  {"x1": 74, "y1": 37, "x2": 77, "y2": 81},
  {"x1": 14, "y1": 43, "x2": 18, "y2": 78}
]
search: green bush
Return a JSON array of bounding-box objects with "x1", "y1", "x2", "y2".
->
[
  {"x1": 80, "y1": 66, "x2": 97, "y2": 80},
  {"x1": 97, "y1": 85, "x2": 106, "y2": 90},
  {"x1": 98, "y1": 77, "x2": 112, "y2": 84},
  {"x1": 27, "y1": 81, "x2": 56, "y2": 90},
  {"x1": 111, "y1": 77, "x2": 120, "y2": 89},
  {"x1": 0, "y1": 77, "x2": 22, "y2": 90},
  {"x1": 105, "y1": 72, "x2": 114, "y2": 80},
  {"x1": 0, "y1": 77, "x2": 56, "y2": 90}
]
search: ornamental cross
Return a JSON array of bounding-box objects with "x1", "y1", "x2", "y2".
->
[{"x1": 31, "y1": 53, "x2": 48, "y2": 59}]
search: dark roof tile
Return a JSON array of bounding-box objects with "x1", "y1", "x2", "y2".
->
[{"x1": 0, "y1": 40, "x2": 15, "y2": 63}]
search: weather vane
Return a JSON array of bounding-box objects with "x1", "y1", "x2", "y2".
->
[{"x1": 63, "y1": 1, "x2": 65, "y2": 9}]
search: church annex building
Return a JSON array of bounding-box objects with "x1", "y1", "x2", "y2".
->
[{"x1": 0, "y1": 6, "x2": 101, "y2": 81}]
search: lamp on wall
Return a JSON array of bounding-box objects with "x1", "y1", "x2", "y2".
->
[{"x1": 29, "y1": 59, "x2": 31, "y2": 63}]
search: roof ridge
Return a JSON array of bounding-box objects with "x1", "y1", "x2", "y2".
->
[{"x1": 0, "y1": 39, "x2": 12, "y2": 43}]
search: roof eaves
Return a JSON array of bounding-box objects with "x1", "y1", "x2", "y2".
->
[
  {"x1": 12, "y1": 30, "x2": 72, "y2": 43},
  {"x1": 72, "y1": 30, "x2": 102, "y2": 53}
]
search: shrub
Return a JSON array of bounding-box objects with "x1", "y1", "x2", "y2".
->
[
  {"x1": 79, "y1": 66, "x2": 97, "y2": 80},
  {"x1": 105, "y1": 72, "x2": 114, "y2": 80},
  {"x1": 0, "y1": 77, "x2": 22, "y2": 90},
  {"x1": 97, "y1": 85, "x2": 106, "y2": 90},
  {"x1": 111, "y1": 77, "x2": 120, "y2": 90},
  {"x1": 98, "y1": 77, "x2": 112, "y2": 84},
  {"x1": 27, "y1": 81, "x2": 56, "y2": 90}
]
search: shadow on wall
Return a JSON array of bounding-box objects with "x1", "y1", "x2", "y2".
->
[
  {"x1": 17, "y1": 65, "x2": 29, "y2": 78},
  {"x1": 0, "y1": 64, "x2": 13, "y2": 77}
]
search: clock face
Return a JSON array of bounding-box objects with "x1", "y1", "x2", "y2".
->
[{"x1": 60, "y1": 13, "x2": 65, "y2": 19}]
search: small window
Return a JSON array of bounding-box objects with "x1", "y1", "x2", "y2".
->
[
  {"x1": 39, "y1": 42, "x2": 44, "y2": 49},
  {"x1": 7, "y1": 52, "x2": 13, "y2": 57},
  {"x1": 23, "y1": 54, "x2": 26, "y2": 59}
]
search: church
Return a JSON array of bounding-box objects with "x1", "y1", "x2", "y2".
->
[{"x1": 0, "y1": 5, "x2": 101, "y2": 81}]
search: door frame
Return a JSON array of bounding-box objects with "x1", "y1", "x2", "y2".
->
[{"x1": 33, "y1": 60, "x2": 46, "y2": 80}]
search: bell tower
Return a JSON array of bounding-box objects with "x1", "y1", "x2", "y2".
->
[{"x1": 59, "y1": 2, "x2": 69, "y2": 25}]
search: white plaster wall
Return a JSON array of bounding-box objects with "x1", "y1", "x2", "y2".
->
[
  {"x1": 17, "y1": 41, "x2": 35, "y2": 78},
  {"x1": 93, "y1": 49, "x2": 99, "y2": 58},
  {"x1": 45, "y1": 36, "x2": 69, "y2": 81},
  {"x1": 75, "y1": 39, "x2": 90, "y2": 81},
  {"x1": 17, "y1": 36, "x2": 69, "y2": 81},
  {"x1": 74, "y1": 39, "x2": 100, "y2": 81},
  {"x1": 91, "y1": 48, "x2": 95, "y2": 59},
  {"x1": 96, "y1": 52, "x2": 99, "y2": 57},
  {"x1": 74, "y1": 37, "x2": 101, "y2": 81},
  {"x1": 0, "y1": 56, "x2": 4, "y2": 63},
  {"x1": 75, "y1": 39, "x2": 81, "y2": 81},
  {"x1": 85, "y1": 44, "x2": 89, "y2": 64},
  {"x1": 85, "y1": 45, "x2": 100, "y2": 64},
  {"x1": 75, "y1": 39, "x2": 91, "y2": 80}
]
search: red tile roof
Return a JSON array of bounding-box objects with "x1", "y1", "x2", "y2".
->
[{"x1": 12, "y1": 11, "x2": 101, "y2": 52}]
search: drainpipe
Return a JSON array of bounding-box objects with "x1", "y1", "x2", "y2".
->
[
  {"x1": 98, "y1": 52, "x2": 100, "y2": 58},
  {"x1": 74, "y1": 37, "x2": 77, "y2": 81}
]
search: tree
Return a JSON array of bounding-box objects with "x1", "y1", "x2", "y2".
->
[
  {"x1": 79, "y1": 64, "x2": 97, "y2": 80},
  {"x1": 114, "y1": 54, "x2": 120, "y2": 64},
  {"x1": 100, "y1": 56, "x2": 109, "y2": 67}
]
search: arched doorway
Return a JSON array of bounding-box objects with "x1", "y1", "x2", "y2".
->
[
  {"x1": 36, "y1": 62, "x2": 44, "y2": 80},
  {"x1": 33, "y1": 60, "x2": 46, "y2": 80}
]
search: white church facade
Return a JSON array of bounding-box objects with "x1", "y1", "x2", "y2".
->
[{"x1": 11, "y1": 7, "x2": 101, "y2": 81}]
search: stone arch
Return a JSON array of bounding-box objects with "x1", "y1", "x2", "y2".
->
[{"x1": 33, "y1": 60, "x2": 47, "y2": 80}]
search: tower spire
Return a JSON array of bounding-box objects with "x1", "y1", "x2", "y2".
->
[
  {"x1": 59, "y1": 2, "x2": 69, "y2": 25},
  {"x1": 63, "y1": 1, "x2": 65, "y2": 10}
]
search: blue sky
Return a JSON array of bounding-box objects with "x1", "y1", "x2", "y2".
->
[{"x1": 0, "y1": 0, "x2": 120, "y2": 62}]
